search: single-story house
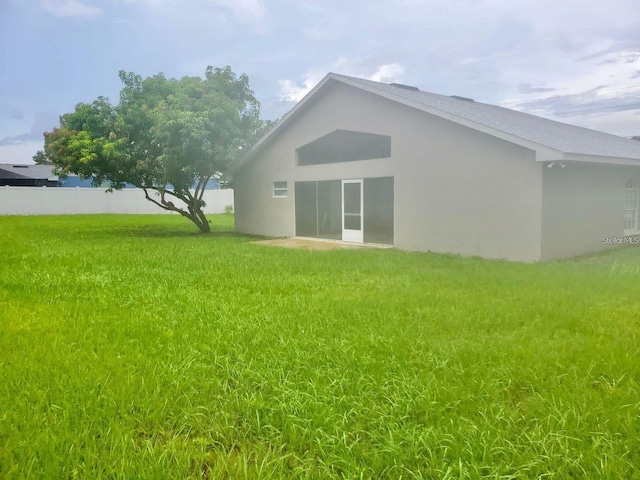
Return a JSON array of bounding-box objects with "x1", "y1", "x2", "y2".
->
[
  {"x1": 232, "y1": 73, "x2": 640, "y2": 261},
  {"x1": 0, "y1": 164, "x2": 61, "y2": 187},
  {"x1": 0, "y1": 164, "x2": 221, "y2": 191}
]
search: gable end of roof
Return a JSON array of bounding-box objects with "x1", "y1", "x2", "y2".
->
[{"x1": 231, "y1": 73, "x2": 640, "y2": 173}]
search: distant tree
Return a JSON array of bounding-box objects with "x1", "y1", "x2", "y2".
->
[
  {"x1": 252, "y1": 118, "x2": 278, "y2": 143},
  {"x1": 216, "y1": 117, "x2": 278, "y2": 190},
  {"x1": 632, "y1": 136, "x2": 640, "y2": 142},
  {"x1": 38, "y1": 66, "x2": 261, "y2": 233},
  {"x1": 32, "y1": 149, "x2": 51, "y2": 165}
]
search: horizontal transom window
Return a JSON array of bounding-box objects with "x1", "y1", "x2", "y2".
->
[{"x1": 296, "y1": 130, "x2": 391, "y2": 166}]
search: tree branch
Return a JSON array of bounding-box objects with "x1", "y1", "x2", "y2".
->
[
  {"x1": 142, "y1": 186, "x2": 210, "y2": 232},
  {"x1": 195, "y1": 175, "x2": 211, "y2": 202},
  {"x1": 142, "y1": 187, "x2": 196, "y2": 222}
]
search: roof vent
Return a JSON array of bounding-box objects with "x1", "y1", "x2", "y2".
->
[
  {"x1": 450, "y1": 95, "x2": 475, "y2": 102},
  {"x1": 390, "y1": 83, "x2": 419, "y2": 92},
  {"x1": 13, "y1": 165, "x2": 29, "y2": 168}
]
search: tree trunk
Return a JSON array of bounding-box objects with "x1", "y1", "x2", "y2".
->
[
  {"x1": 142, "y1": 187, "x2": 211, "y2": 233},
  {"x1": 194, "y1": 211, "x2": 211, "y2": 233}
]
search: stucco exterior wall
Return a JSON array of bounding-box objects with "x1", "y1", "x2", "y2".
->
[
  {"x1": 235, "y1": 82, "x2": 544, "y2": 261},
  {"x1": 540, "y1": 163, "x2": 639, "y2": 260},
  {"x1": 389, "y1": 102, "x2": 542, "y2": 262}
]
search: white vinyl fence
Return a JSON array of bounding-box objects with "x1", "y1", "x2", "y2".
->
[{"x1": 0, "y1": 186, "x2": 234, "y2": 216}]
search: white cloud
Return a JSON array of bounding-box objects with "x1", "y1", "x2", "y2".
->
[
  {"x1": 220, "y1": 0, "x2": 265, "y2": 17},
  {"x1": 583, "y1": 110, "x2": 640, "y2": 137},
  {"x1": 369, "y1": 63, "x2": 405, "y2": 83},
  {"x1": 499, "y1": 43, "x2": 640, "y2": 132},
  {"x1": 278, "y1": 59, "x2": 405, "y2": 103},
  {"x1": 114, "y1": 0, "x2": 265, "y2": 17},
  {"x1": 40, "y1": 0, "x2": 103, "y2": 18},
  {"x1": 0, "y1": 142, "x2": 42, "y2": 165},
  {"x1": 278, "y1": 73, "x2": 325, "y2": 103}
]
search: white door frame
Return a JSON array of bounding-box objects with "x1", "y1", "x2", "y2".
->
[{"x1": 342, "y1": 179, "x2": 363, "y2": 243}]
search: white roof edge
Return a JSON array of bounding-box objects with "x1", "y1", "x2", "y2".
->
[
  {"x1": 536, "y1": 151, "x2": 564, "y2": 162},
  {"x1": 562, "y1": 153, "x2": 640, "y2": 166}
]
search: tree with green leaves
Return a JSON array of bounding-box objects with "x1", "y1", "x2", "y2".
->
[
  {"x1": 37, "y1": 66, "x2": 261, "y2": 233},
  {"x1": 32, "y1": 150, "x2": 52, "y2": 165}
]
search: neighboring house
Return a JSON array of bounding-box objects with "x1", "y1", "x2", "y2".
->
[
  {"x1": 0, "y1": 164, "x2": 61, "y2": 187},
  {"x1": 61, "y1": 176, "x2": 220, "y2": 190},
  {"x1": 0, "y1": 165, "x2": 220, "y2": 190},
  {"x1": 231, "y1": 73, "x2": 640, "y2": 262}
]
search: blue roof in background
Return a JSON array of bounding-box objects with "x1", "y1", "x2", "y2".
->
[
  {"x1": 60, "y1": 177, "x2": 220, "y2": 190},
  {"x1": 60, "y1": 176, "x2": 135, "y2": 188}
]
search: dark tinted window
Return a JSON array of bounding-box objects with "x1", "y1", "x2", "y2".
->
[{"x1": 297, "y1": 130, "x2": 391, "y2": 166}]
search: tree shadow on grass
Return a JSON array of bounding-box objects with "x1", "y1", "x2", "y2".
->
[{"x1": 114, "y1": 225, "x2": 258, "y2": 241}]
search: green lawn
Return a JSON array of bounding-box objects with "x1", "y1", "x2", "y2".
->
[{"x1": 1, "y1": 215, "x2": 639, "y2": 479}]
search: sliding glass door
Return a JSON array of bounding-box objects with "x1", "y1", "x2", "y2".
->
[{"x1": 295, "y1": 177, "x2": 393, "y2": 245}]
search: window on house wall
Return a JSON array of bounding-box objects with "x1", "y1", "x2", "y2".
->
[
  {"x1": 273, "y1": 181, "x2": 288, "y2": 198},
  {"x1": 624, "y1": 179, "x2": 639, "y2": 231},
  {"x1": 296, "y1": 130, "x2": 391, "y2": 166}
]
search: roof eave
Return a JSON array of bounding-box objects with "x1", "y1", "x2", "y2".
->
[{"x1": 561, "y1": 153, "x2": 640, "y2": 166}]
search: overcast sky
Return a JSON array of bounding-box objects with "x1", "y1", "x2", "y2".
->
[{"x1": 1, "y1": 0, "x2": 640, "y2": 163}]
